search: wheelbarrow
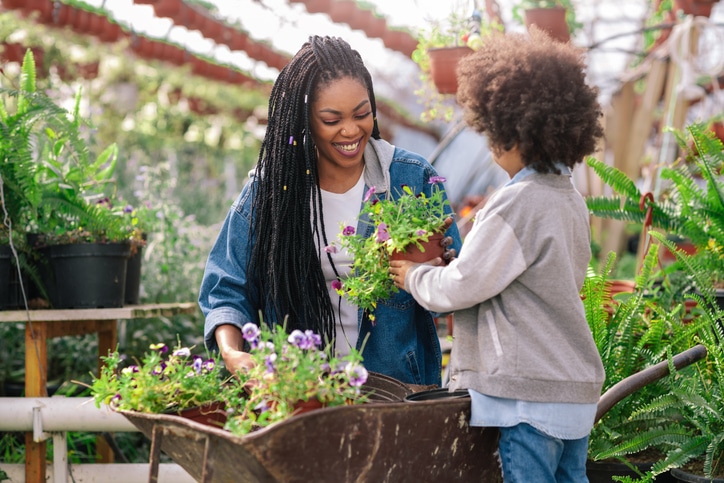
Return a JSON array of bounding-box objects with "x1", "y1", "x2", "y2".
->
[{"x1": 122, "y1": 344, "x2": 707, "y2": 483}]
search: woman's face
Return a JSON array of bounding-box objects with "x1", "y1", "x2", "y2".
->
[{"x1": 310, "y1": 76, "x2": 374, "y2": 174}]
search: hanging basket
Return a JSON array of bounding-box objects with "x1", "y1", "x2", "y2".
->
[
  {"x1": 427, "y1": 46, "x2": 473, "y2": 95},
  {"x1": 524, "y1": 7, "x2": 571, "y2": 43}
]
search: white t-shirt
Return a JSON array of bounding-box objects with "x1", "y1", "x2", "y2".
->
[{"x1": 316, "y1": 172, "x2": 365, "y2": 356}]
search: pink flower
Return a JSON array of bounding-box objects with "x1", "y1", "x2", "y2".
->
[
  {"x1": 342, "y1": 225, "x2": 355, "y2": 236},
  {"x1": 375, "y1": 222, "x2": 390, "y2": 243},
  {"x1": 364, "y1": 186, "x2": 376, "y2": 202},
  {"x1": 428, "y1": 176, "x2": 446, "y2": 184},
  {"x1": 332, "y1": 280, "x2": 343, "y2": 293},
  {"x1": 324, "y1": 245, "x2": 337, "y2": 254}
]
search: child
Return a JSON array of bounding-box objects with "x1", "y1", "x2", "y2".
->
[{"x1": 389, "y1": 29, "x2": 605, "y2": 482}]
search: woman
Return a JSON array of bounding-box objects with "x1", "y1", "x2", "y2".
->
[{"x1": 199, "y1": 36, "x2": 461, "y2": 386}]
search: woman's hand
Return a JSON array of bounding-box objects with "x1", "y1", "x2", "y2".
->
[{"x1": 215, "y1": 324, "x2": 256, "y2": 378}]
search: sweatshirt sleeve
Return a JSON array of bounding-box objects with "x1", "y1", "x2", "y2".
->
[{"x1": 406, "y1": 211, "x2": 528, "y2": 313}]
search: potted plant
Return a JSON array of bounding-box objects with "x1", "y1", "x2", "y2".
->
[
  {"x1": 593, "y1": 237, "x2": 724, "y2": 482},
  {"x1": 331, "y1": 177, "x2": 453, "y2": 322},
  {"x1": 584, "y1": 248, "x2": 710, "y2": 481},
  {"x1": 512, "y1": 0, "x2": 582, "y2": 43},
  {"x1": 411, "y1": 7, "x2": 501, "y2": 121},
  {"x1": 90, "y1": 340, "x2": 237, "y2": 426},
  {"x1": 3, "y1": 51, "x2": 137, "y2": 308},
  {"x1": 586, "y1": 122, "x2": 724, "y2": 308},
  {"x1": 223, "y1": 322, "x2": 369, "y2": 436},
  {"x1": 91, "y1": 322, "x2": 370, "y2": 435}
]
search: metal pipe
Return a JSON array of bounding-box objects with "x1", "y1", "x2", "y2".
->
[
  {"x1": 0, "y1": 397, "x2": 135, "y2": 432},
  {"x1": 0, "y1": 463, "x2": 196, "y2": 482}
]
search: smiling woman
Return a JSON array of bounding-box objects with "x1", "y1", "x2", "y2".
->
[{"x1": 198, "y1": 35, "x2": 461, "y2": 388}]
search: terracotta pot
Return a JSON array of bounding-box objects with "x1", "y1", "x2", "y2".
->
[
  {"x1": 153, "y1": 0, "x2": 181, "y2": 18},
  {"x1": 524, "y1": 7, "x2": 571, "y2": 43},
  {"x1": 228, "y1": 30, "x2": 248, "y2": 51},
  {"x1": 427, "y1": 46, "x2": 474, "y2": 95},
  {"x1": 292, "y1": 398, "x2": 325, "y2": 415},
  {"x1": 0, "y1": 0, "x2": 24, "y2": 9},
  {"x1": 346, "y1": 7, "x2": 373, "y2": 31},
  {"x1": 389, "y1": 234, "x2": 445, "y2": 263},
  {"x1": 328, "y1": 0, "x2": 356, "y2": 24},
  {"x1": 23, "y1": 0, "x2": 54, "y2": 24},
  {"x1": 303, "y1": 0, "x2": 332, "y2": 14},
  {"x1": 175, "y1": 402, "x2": 227, "y2": 427},
  {"x1": 383, "y1": 29, "x2": 417, "y2": 57},
  {"x1": 78, "y1": 61, "x2": 99, "y2": 79},
  {"x1": 673, "y1": 0, "x2": 718, "y2": 17},
  {"x1": 99, "y1": 20, "x2": 122, "y2": 43},
  {"x1": 1, "y1": 42, "x2": 25, "y2": 63},
  {"x1": 365, "y1": 15, "x2": 387, "y2": 39}
]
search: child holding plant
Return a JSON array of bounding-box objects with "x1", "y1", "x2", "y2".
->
[{"x1": 389, "y1": 29, "x2": 605, "y2": 482}]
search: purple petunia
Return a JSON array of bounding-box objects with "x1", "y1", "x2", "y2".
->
[
  {"x1": 332, "y1": 279, "x2": 343, "y2": 292},
  {"x1": 375, "y1": 222, "x2": 390, "y2": 243},
  {"x1": 241, "y1": 322, "x2": 261, "y2": 345},
  {"x1": 288, "y1": 330, "x2": 306, "y2": 348},
  {"x1": 364, "y1": 186, "x2": 376, "y2": 202},
  {"x1": 428, "y1": 176, "x2": 446, "y2": 184},
  {"x1": 345, "y1": 363, "x2": 369, "y2": 387},
  {"x1": 416, "y1": 229, "x2": 427, "y2": 237},
  {"x1": 173, "y1": 347, "x2": 191, "y2": 357},
  {"x1": 150, "y1": 343, "x2": 168, "y2": 354},
  {"x1": 265, "y1": 353, "x2": 277, "y2": 373},
  {"x1": 192, "y1": 356, "x2": 203, "y2": 374},
  {"x1": 124, "y1": 204, "x2": 134, "y2": 214},
  {"x1": 342, "y1": 225, "x2": 355, "y2": 236}
]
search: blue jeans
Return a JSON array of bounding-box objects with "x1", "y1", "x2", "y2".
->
[{"x1": 498, "y1": 423, "x2": 590, "y2": 483}]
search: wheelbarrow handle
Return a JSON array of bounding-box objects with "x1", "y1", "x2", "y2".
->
[{"x1": 594, "y1": 344, "x2": 707, "y2": 423}]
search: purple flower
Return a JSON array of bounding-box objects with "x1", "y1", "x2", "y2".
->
[
  {"x1": 324, "y1": 245, "x2": 337, "y2": 254},
  {"x1": 331, "y1": 279, "x2": 343, "y2": 292},
  {"x1": 192, "y1": 356, "x2": 203, "y2": 374},
  {"x1": 416, "y1": 229, "x2": 427, "y2": 237},
  {"x1": 375, "y1": 222, "x2": 390, "y2": 243},
  {"x1": 173, "y1": 347, "x2": 191, "y2": 357},
  {"x1": 305, "y1": 330, "x2": 322, "y2": 348},
  {"x1": 123, "y1": 204, "x2": 134, "y2": 214},
  {"x1": 288, "y1": 330, "x2": 306, "y2": 348},
  {"x1": 364, "y1": 186, "x2": 376, "y2": 202},
  {"x1": 265, "y1": 353, "x2": 277, "y2": 373},
  {"x1": 152, "y1": 362, "x2": 166, "y2": 375},
  {"x1": 203, "y1": 359, "x2": 215, "y2": 372},
  {"x1": 241, "y1": 323, "x2": 260, "y2": 344},
  {"x1": 345, "y1": 363, "x2": 369, "y2": 387},
  {"x1": 342, "y1": 225, "x2": 355, "y2": 236},
  {"x1": 428, "y1": 176, "x2": 446, "y2": 184},
  {"x1": 150, "y1": 343, "x2": 168, "y2": 353}
]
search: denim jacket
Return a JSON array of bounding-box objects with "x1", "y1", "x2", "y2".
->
[{"x1": 198, "y1": 138, "x2": 462, "y2": 386}]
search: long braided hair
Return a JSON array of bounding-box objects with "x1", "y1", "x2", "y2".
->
[{"x1": 248, "y1": 36, "x2": 381, "y2": 347}]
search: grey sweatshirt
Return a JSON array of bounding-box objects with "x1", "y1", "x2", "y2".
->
[{"x1": 407, "y1": 172, "x2": 605, "y2": 404}]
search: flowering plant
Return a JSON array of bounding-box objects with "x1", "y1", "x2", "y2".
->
[
  {"x1": 331, "y1": 177, "x2": 451, "y2": 320},
  {"x1": 90, "y1": 341, "x2": 235, "y2": 414},
  {"x1": 223, "y1": 322, "x2": 369, "y2": 436}
]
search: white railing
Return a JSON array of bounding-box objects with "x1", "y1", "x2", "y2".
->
[{"x1": 0, "y1": 396, "x2": 195, "y2": 483}]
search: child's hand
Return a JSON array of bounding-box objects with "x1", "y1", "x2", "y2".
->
[
  {"x1": 440, "y1": 217, "x2": 456, "y2": 264},
  {"x1": 390, "y1": 257, "x2": 445, "y2": 291}
]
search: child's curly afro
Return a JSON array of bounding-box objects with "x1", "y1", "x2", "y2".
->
[{"x1": 456, "y1": 28, "x2": 604, "y2": 174}]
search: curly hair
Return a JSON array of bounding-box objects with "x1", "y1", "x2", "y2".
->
[
  {"x1": 456, "y1": 29, "x2": 604, "y2": 173},
  {"x1": 248, "y1": 36, "x2": 380, "y2": 346}
]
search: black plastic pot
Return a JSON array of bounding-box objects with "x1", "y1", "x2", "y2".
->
[
  {"x1": 0, "y1": 245, "x2": 28, "y2": 310},
  {"x1": 124, "y1": 243, "x2": 144, "y2": 305},
  {"x1": 587, "y1": 460, "x2": 674, "y2": 483},
  {"x1": 36, "y1": 242, "x2": 130, "y2": 309},
  {"x1": 671, "y1": 468, "x2": 724, "y2": 482},
  {"x1": 404, "y1": 388, "x2": 470, "y2": 402}
]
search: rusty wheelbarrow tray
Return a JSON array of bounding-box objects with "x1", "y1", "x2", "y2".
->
[{"x1": 123, "y1": 344, "x2": 707, "y2": 483}]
